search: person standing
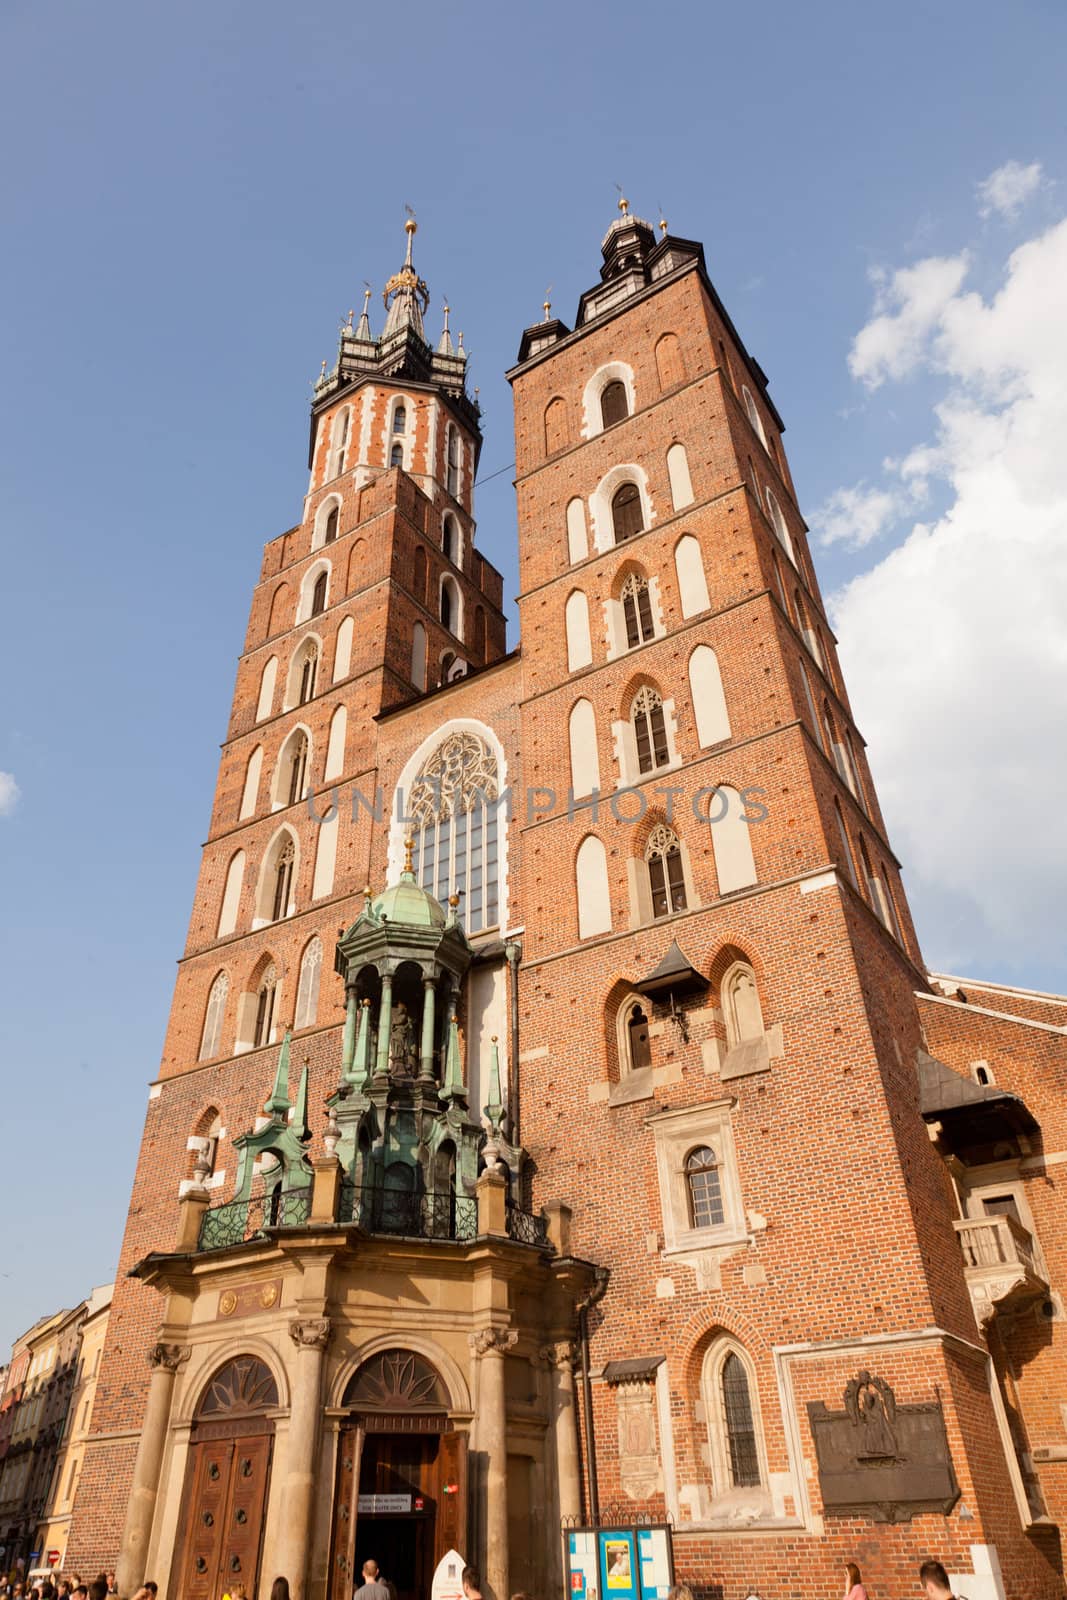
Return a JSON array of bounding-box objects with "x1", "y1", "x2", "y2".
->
[
  {"x1": 353, "y1": 1561, "x2": 390, "y2": 1600},
  {"x1": 919, "y1": 1560, "x2": 966, "y2": 1599},
  {"x1": 844, "y1": 1562, "x2": 868, "y2": 1600},
  {"x1": 461, "y1": 1569, "x2": 482, "y2": 1600}
]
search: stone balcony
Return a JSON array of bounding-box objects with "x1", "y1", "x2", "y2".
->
[{"x1": 954, "y1": 1213, "x2": 1049, "y2": 1325}]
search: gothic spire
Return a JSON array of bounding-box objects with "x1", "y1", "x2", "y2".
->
[
  {"x1": 355, "y1": 285, "x2": 374, "y2": 342},
  {"x1": 437, "y1": 300, "x2": 455, "y2": 357},
  {"x1": 265, "y1": 1029, "x2": 293, "y2": 1120},
  {"x1": 382, "y1": 214, "x2": 430, "y2": 341}
]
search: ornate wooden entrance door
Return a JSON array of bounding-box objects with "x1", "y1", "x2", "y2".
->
[{"x1": 175, "y1": 1357, "x2": 278, "y2": 1600}]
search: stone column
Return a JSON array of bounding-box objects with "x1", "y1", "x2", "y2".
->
[
  {"x1": 374, "y1": 973, "x2": 393, "y2": 1081},
  {"x1": 116, "y1": 1342, "x2": 190, "y2": 1597},
  {"x1": 276, "y1": 1318, "x2": 331, "y2": 1600},
  {"x1": 542, "y1": 1342, "x2": 581, "y2": 1520},
  {"x1": 419, "y1": 975, "x2": 437, "y2": 1082},
  {"x1": 470, "y1": 1328, "x2": 517, "y2": 1600}
]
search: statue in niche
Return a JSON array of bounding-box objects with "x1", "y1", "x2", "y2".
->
[
  {"x1": 389, "y1": 1002, "x2": 418, "y2": 1078},
  {"x1": 845, "y1": 1370, "x2": 898, "y2": 1459}
]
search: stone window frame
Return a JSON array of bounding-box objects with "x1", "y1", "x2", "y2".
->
[
  {"x1": 581, "y1": 360, "x2": 637, "y2": 440},
  {"x1": 312, "y1": 491, "x2": 344, "y2": 552},
  {"x1": 700, "y1": 1335, "x2": 771, "y2": 1501},
  {"x1": 648, "y1": 1100, "x2": 747, "y2": 1257}
]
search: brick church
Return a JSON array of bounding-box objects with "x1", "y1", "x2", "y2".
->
[{"x1": 62, "y1": 208, "x2": 1067, "y2": 1600}]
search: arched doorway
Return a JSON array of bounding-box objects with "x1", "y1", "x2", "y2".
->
[
  {"x1": 175, "y1": 1357, "x2": 278, "y2": 1600},
  {"x1": 329, "y1": 1350, "x2": 467, "y2": 1600}
]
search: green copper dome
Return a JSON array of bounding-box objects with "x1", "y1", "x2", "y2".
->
[{"x1": 371, "y1": 869, "x2": 448, "y2": 929}]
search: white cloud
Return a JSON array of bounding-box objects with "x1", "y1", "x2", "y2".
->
[
  {"x1": 977, "y1": 159, "x2": 1043, "y2": 220},
  {"x1": 828, "y1": 214, "x2": 1067, "y2": 976},
  {"x1": 848, "y1": 254, "x2": 970, "y2": 389},
  {"x1": 813, "y1": 482, "x2": 903, "y2": 549},
  {"x1": 0, "y1": 773, "x2": 19, "y2": 817}
]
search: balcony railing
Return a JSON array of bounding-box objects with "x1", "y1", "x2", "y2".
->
[
  {"x1": 505, "y1": 1198, "x2": 550, "y2": 1247},
  {"x1": 954, "y1": 1213, "x2": 1048, "y2": 1322},
  {"x1": 338, "y1": 1180, "x2": 479, "y2": 1242},
  {"x1": 198, "y1": 1186, "x2": 312, "y2": 1252}
]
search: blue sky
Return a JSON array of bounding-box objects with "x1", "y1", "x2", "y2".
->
[{"x1": 1, "y1": 0, "x2": 1065, "y2": 1354}]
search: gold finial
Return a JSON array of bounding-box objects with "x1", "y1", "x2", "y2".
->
[
  {"x1": 543, "y1": 299, "x2": 551, "y2": 320},
  {"x1": 403, "y1": 206, "x2": 417, "y2": 266},
  {"x1": 457, "y1": 331, "x2": 464, "y2": 350},
  {"x1": 618, "y1": 194, "x2": 630, "y2": 216},
  {"x1": 319, "y1": 358, "x2": 327, "y2": 377},
  {"x1": 658, "y1": 214, "x2": 668, "y2": 236},
  {"x1": 442, "y1": 300, "x2": 450, "y2": 329},
  {"x1": 403, "y1": 835, "x2": 415, "y2": 873},
  {"x1": 346, "y1": 308, "x2": 354, "y2": 327},
  {"x1": 448, "y1": 892, "x2": 460, "y2": 908}
]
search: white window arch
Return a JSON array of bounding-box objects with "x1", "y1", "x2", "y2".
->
[
  {"x1": 285, "y1": 634, "x2": 322, "y2": 710},
  {"x1": 566, "y1": 497, "x2": 588, "y2": 564},
  {"x1": 411, "y1": 621, "x2": 427, "y2": 689},
  {"x1": 387, "y1": 394, "x2": 413, "y2": 470},
  {"x1": 568, "y1": 698, "x2": 600, "y2": 799},
  {"x1": 675, "y1": 534, "x2": 710, "y2": 618},
  {"x1": 255, "y1": 828, "x2": 299, "y2": 926},
  {"x1": 565, "y1": 589, "x2": 592, "y2": 671},
  {"x1": 440, "y1": 573, "x2": 463, "y2": 639},
  {"x1": 401, "y1": 727, "x2": 505, "y2": 935},
  {"x1": 313, "y1": 493, "x2": 343, "y2": 552},
  {"x1": 333, "y1": 615, "x2": 354, "y2": 682},
  {"x1": 764, "y1": 489, "x2": 795, "y2": 564},
  {"x1": 581, "y1": 361, "x2": 636, "y2": 439},
  {"x1": 199, "y1": 972, "x2": 229, "y2": 1060},
  {"x1": 294, "y1": 937, "x2": 323, "y2": 1029},
  {"x1": 255, "y1": 657, "x2": 278, "y2": 722},
  {"x1": 576, "y1": 835, "x2": 611, "y2": 939},
  {"x1": 329, "y1": 408, "x2": 352, "y2": 481},
  {"x1": 710, "y1": 786, "x2": 757, "y2": 895},
  {"x1": 589, "y1": 462, "x2": 654, "y2": 554},
  {"x1": 324, "y1": 705, "x2": 347, "y2": 781},
  {"x1": 217, "y1": 850, "x2": 245, "y2": 938},
  {"x1": 298, "y1": 559, "x2": 332, "y2": 622},
  {"x1": 272, "y1": 725, "x2": 312, "y2": 810},
  {"x1": 701, "y1": 1337, "x2": 770, "y2": 1502},
  {"x1": 666, "y1": 442, "x2": 694, "y2": 510},
  {"x1": 239, "y1": 747, "x2": 263, "y2": 821},
  {"x1": 442, "y1": 513, "x2": 463, "y2": 569},
  {"x1": 742, "y1": 386, "x2": 769, "y2": 450},
  {"x1": 689, "y1": 645, "x2": 731, "y2": 747}
]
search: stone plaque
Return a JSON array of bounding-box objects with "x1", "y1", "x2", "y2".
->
[
  {"x1": 615, "y1": 1380, "x2": 663, "y2": 1500},
  {"x1": 807, "y1": 1370, "x2": 959, "y2": 1523},
  {"x1": 216, "y1": 1279, "x2": 283, "y2": 1320}
]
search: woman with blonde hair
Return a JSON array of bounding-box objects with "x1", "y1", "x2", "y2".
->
[{"x1": 844, "y1": 1562, "x2": 868, "y2": 1600}]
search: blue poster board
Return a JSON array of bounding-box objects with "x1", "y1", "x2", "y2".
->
[
  {"x1": 598, "y1": 1530, "x2": 638, "y2": 1600},
  {"x1": 565, "y1": 1525, "x2": 673, "y2": 1600}
]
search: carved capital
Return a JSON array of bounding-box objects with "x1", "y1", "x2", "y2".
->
[
  {"x1": 147, "y1": 1342, "x2": 190, "y2": 1373},
  {"x1": 468, "y1": 1327, "x2": 518, "y2": 1358},
  {"x1": 289, "y1": 1317, "x2": 332, "y2": 1351},
  {"x1": 538, "y1": 1340, "x2": 578, "y2": 1373}
]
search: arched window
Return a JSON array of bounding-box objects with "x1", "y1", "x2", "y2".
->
[
  {"x1": 440, "y1": 576, "x2": 461, "y2": 637},
  {"x1": 823, "y1": 703, "x2": 858, "y2": 796},
  {"x1": 197, "y1": 1356, "x2": 278, "y2": 1418},
  {"x1": 625, "y1": 1001, "x2": 652, "y2": 1072},
  {"x1": 260, "y1": 835, "x2": 295, "y2": 924},
  {"x1": 254, "y1": 963, "x2": 278, "y2": 1047},
  {"x1": 833, "y1": 799, "x2": 858, "y2": 889},
  {"x1": 324, "y1": 705, "x2": 347, "y2": 781},
  {"x1": 742, "y1": 385, "x2": 769, "y2": 450},
  {"x1": 268, "y1": 584, "x2": 290, "y2": 636},
  {"x1": 655, "y1": 332, "x2": 686, "y2": 391},
  {"x1": 472, "y1": 606, "x2": 486, "y2": 662},
  {"x1": 600, "y1": 380, "x2": 628, "y2": 429},
  {"x1": 393, "y1": 403, "x2": 407, "y2": 434},
  {"x1": 390, "y1": 442, "x2": 404, "y2": 468},
  {"x1": 284, "y1": 732, "x2": 309, "y2": 806},
  {"x1": 568, "y1": 698, "x2": 600, "y2": 799},
  {"x1": 199, "y1": 972, "x2": 228, "y2": 1061},
  {"x1": 442, "y1": 516, "x2": 456, "y2": 563},
  {"x1": 710, "y1": 786, "x2": 758, "y2": 894},
  {"x1": 765, "y1": 490, "x2": 795, "y2": 563},
  {"x1": 621, "y1": 573, "x2": 655, "y2": 649},
  {"x1": 255, "y1": 657, "x2": 278, "y2": 722},
  {"x1": 411, "y1": 621, "x2": 427, "y2": 689},
  {"x1": 689, "y1": 645, "x2": 730, "y2": 747},
  {"x1": 575, "y1": 835, "x2": 611, "y2": 939},
  {"x1": 324, "y1": 505, "x2": 339, "y2": 545},
  {"x1": 686, "y1": 1146, "x2": 724, "y2": 1229},
  {"x1": 334, "y1": 616, "x2": 353, "y2": 682},
  {"x1": 239, "y1": 747, "x2": 263, "y2": 821},
  {"x1": 720, "y1": 1352, "x2": 761, "y2": 1487},
  {"x1": 721, "y1": 961, "x2": 764, "y2": 1046},
  {"x1": 217, "y1": 851, "x2": 245, "y2": 938},
  {"x1": 332, "y1": 408, "x2": 351, "y2": 478},
  {"x1": 294, "y1": 937, "x2": 322, "y2": 1029},
  {"x1": 666, "y1": 442, "x2": 694, "y2": 510},
  {"x1": 311, "y1": 570, "x2": 328, "y2": 617},
  {"x1": 446, "y1": 427, "x2": 459, "y2": 497},
  {"x1": 646, "y1": 824, "x2": 687, "y2": 918},
  {"x1": 612, "y1": 482, "x2": 643, "y2": 544},
  {"x1": 566, "y1": 497, "x2": 588, "y2": 564},
  {"x1": 409, "y1": 731, "x2": 502, "y2": 933},
  {"x1": 632, "y1": 686, "x2": 669, "y2": 774},
  {"x1": 297, "y1": 642, "x2": 318, "y2": 706},
  {"x1": 413, "y1": 545, "x2": 427, "y2": 602},
  {"x1": 544, "y1": 397, "x2": 569, "y2": 455},
  {"x1": 675, "y1": 534, "x2": 709, "y2": 618},
  {"x1": 565, "y1": 590, "x2": 592, "y2": 671}
]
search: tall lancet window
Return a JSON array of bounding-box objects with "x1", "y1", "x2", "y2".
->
[{"x1": 409, "y1": 731, "x2": 501, "y2": 933}]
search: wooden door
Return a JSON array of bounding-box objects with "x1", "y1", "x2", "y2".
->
[
  {"x1": 328, "y1": 1423, "x2": 364, "y2": 1600},
  {"x1": 178, "y1": 1432, "x2": 273, "y2": 1600},
  {"x1": 434, "y1": 1432, "x2": 468, "y2": 1566}
]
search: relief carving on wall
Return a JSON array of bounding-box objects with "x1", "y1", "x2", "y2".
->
[
  {"x1": 615, "y1": 1380, "x2": 664, "y2": 1500},
  {"x1": 807, "y1": 1369, "x2": 959, "y2": 1523}
]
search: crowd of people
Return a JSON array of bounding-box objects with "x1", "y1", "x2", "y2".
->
[{"x1": 0, "y1": 1554, "x2": 972, "y2": 1600}]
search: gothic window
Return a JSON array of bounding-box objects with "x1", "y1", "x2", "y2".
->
[
  {"x1": 686, "y1": 1146, "x2": 725, "y2": 1229},
  {"x1": 254, "y1": 964, "x2": 278, "y2": 1047},
  {"x1": 256, "y1": 657, "x2": 278, "y2": 721},
  {"x1": 689, "y1": 645, "x2": 730, "y2": 747},
  {"x1": 334, "y1": 616, "x2": 354, "y2": 681},
  {"x1": 720, "y1": 1352, "x2": 761, "y2": 1488},
  {"x1": 600, "y1": 380, "x2": 628, "y2": 429},
  {"x1": 666, "y1": 442, "x2": 694, "y2": 510},
  {"x1": 217, "y1": 850, "x2": 245, "y2": 938},
  {"x1": 565, "y1": 590, "x2": 592, "y2": 671},
  {"x1": 446, "y1": 426, "x2": 459, "y2": 497},
  {"x1": 409, "y1": 731, "x2": 501, "y2": 933},
  {"x1": 575, "y1": 834, "x2": 611, "y2": 939},
  {"x1": 765, "y1": 489, "x2": 795, "y2": 563},
  {"x1": 440, "y1": 576, "x2": 461, "y2": 636},
  {"x1": 646, "y1": 824, "x2": 687, "y2": 917},
  {"x1": 567, "y1": 497, "x2": 588, "y2": 563},
  {"x1": 411, "y1": 621, "x2": 427, "y2": 689},
  {"x1": 393, "y1": 403, "x2": 407, "y2": 434},
  {"x1": 833, "y1": 799, "x2": 858, "y2": 889},
  {"x1": 199, "y1": 972, "x2": 228, "y2": 1061},
  {"x1": 390, "y1": 442, "x2": 404, "y2": 467},
  {"x1": 271, "y1": 842, "x2": 295, "y2": 922},
  {"x1": 294, "y1": 936, "x2": 322, "y2": 1029},
  {"x1": 823, "y1": 703, "x2": 858, "y2": 796},
  {"x1": 332, "y1": 409, "x2": 350, "y2": 478},
  {"x1": 632, "y1": 686, "x2": 669, "y2": 774},
  {"x1": 324, "y1": 504, "x2": 339, "y2": 545},
  {"x1": 324, "y1": 705, "x2": 347, "y2": 780},
  {"x1": 286, "y1": 732, "x2": 309, "y2": 806},
  {"x1": 655, "y1": 332, "x2": 685, "y2": 391},
  {"x1": 568, "y1": 697, "x2": 600, "y2": 798},
  {"x1": 297, "y1": 643, "x2": 318, "y2": 705},
  {"x1": 239, "y1": 747, "x2": 263, "y2": 820},
  {"x1": 709, "y1": 786, "x2": 758, "y2": 894},
  {"x1": 311, "y1": 570, "x2": 328, "y2": 617},
  {"x1": 442, "y1": 515, "x2": 456, "y2": 562},
  {"x1": 612, "y1": 482, "x2": 643, "y2": 544},
  {"x1": 742, "y1": 385, "x2": 769, "y2": 450},
  {"x1": 721, "y1": 961, "x2": 764, "y2": 1046},
  {"x1": 621, "y1": 573, "x2": 655, "y2": 649},
  {"x1": 544, "y1": 397, "x2": 569, "y2": 455},
  {"x1": 626, "y1": 1001, "x2": 652, "y2": 1072}
]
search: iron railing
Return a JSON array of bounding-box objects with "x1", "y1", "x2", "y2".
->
[
  {"x1": 505, "y1": 1198, "x2": 549, "y2": 1248},
  {"x1": 338, "y1": 1181, "x2": 478, "y2": 1241},
  {"x1": 198, "y1": 1186, "x2": 312, "y2": 1252}
]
